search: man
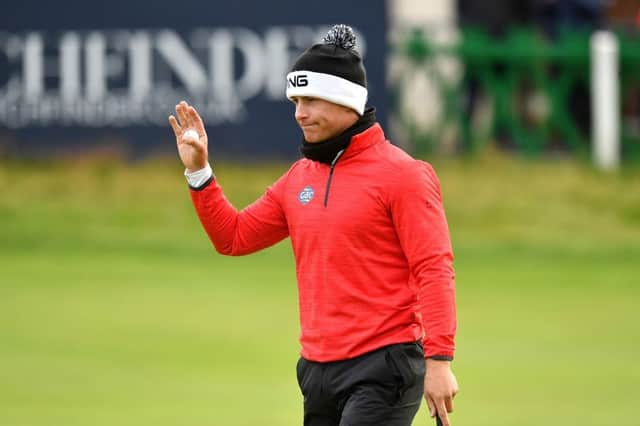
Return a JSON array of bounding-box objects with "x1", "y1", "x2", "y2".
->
[{"x1": 169, "y1": 25, "x2": 458, "y2": 426}]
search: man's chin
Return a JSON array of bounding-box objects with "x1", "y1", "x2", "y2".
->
[{"x1": 303, "y1": 133, "x2": 322, "y2": 143}]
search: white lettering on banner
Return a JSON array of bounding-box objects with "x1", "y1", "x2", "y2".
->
[
  {"x1": 128, "y1": 32, "x2": 152, "y2": 100},
  {"x1": 60, "y1": 33, "x2": 81, "y2": 101},
  {"x1": 85, "y1": 32, "x2": 107, "y2": 101},
  {"x1": 263, "y1": 28, "x2": 290, "y2": 100},
  {"x1": 23, "y1": 33, "x2": 43, "y2": 100},
  {"x1": 0, "y1": 26, "x2": 367, "y2": 128},
  {"x1": 156, "y1": 30, "x2": 209, "y2": 94}
]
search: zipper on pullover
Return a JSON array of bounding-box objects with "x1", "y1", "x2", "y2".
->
[{"x1": 323, "y1": 149, "x2": 345, "y2": 207}]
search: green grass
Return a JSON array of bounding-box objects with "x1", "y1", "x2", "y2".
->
[{"x1": 1, "y1": 154, "x2": 639, "y2": 426}]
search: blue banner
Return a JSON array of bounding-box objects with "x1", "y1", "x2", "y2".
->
[{"x1": 0, "y1": 0, "x2": 388, "y2": 159}]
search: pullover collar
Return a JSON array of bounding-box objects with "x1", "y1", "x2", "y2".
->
[{"x1": 299, "y1": 107, "x2": 377, "y2": 164}]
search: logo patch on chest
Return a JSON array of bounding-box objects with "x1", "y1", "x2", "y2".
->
[{"x1": 298, "y1": 185, "x2": 315, "y2": 205}]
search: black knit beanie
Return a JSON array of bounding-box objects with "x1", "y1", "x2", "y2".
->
[{"x1": 286, "y1": 25, "x2": 368, "y2": 115}]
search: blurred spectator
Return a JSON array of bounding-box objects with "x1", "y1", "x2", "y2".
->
[
  {"x1": 606, "y1": 1, "x2": 640, "y2": 144},
  {"x1": 456, "y1": 0, "x2": 611, "y2": 151},
  {"x1": 534, "y1": 0, "x2": 605, "y2": 39},
  {"x1": 457, "y1": 0, "x2": 535, "y2": 36},
  {"x1": 605, "y1": 0, "x2": 640, "y2": 29},
  {"x1": 535, "y1": 1, "x2": 605, "y2": 146},
  {"x1": 456, "y1": 0, "x2": 537, "y2": 150}
]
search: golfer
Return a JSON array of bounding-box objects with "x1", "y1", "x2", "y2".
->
[{"x1": 169, "y1": 24, "x2": 458, "y2": 426}]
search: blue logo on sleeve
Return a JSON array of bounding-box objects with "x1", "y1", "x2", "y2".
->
[{"x1": 298, "y1": 185, "x2": 315, "y2": 205}]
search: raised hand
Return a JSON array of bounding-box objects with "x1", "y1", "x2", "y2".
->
[{"x1": 168, "y1": 101, "x2": 209, "y2": 172}]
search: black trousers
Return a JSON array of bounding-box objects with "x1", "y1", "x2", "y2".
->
[{"x1": 296, "y1": 341, "x2": 425, "y2": 426}]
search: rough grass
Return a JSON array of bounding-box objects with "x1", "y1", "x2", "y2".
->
[{"x1": 1, "y1": 153, "x2": 639, "y2": 426}]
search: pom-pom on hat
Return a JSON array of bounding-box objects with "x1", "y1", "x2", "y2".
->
[{"x1": 286, "y1": 24, "x2": 368, "y2": 115}]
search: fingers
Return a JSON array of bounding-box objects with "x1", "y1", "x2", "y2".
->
[
  {"x1": 172, "y1": 101, "x2": 206, "y2": 144},
  {"x1": 425, "y1": 395, "x2": 436, "y2": 417},
  {"x1": 426, "y1": 392, "x2": 456, "y2": 425},
  {"x1": 177, "y1": 101, "x2": 190, "y2": 129},
  {"x1": 436, "y1": 399, "x2": 451, "y2": 426},
  {"x1": 445, "y1": 395, "x2": 454, "y2": 413},
  {"x1": 188, "y1": 106, "x2": 207, "y2": 141},
  {"x1": 168, "y1": 115, "x2": 182, "y2": 137},
  {"x1": 170, "y1": 101, "x2": 189, "y2": 128}
]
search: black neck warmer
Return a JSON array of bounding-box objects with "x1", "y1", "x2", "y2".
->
[{"x1": 299, "y1": 107, "x2": 376, "y2": 164}]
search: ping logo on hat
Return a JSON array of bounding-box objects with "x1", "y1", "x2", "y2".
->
[{"x1": 287, "y1": 74, "x2": 309, "y2": 88}]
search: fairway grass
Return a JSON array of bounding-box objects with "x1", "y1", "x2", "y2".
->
[{"x1": 1, "y1": 154, "x2": 639, "y2": 426}]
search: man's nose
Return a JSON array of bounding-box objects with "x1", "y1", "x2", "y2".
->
[{"x1": 295, "y1": 103, "x2": 308, "y2": 122}]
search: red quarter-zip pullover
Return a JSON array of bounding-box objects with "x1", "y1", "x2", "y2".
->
[{"x1": 190, "y1": 123, "x2": 456, "y2": 361}]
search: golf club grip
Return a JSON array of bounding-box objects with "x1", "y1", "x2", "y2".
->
[{"x1": 436, "y1": 414, "x2": 443, "y2": 426}]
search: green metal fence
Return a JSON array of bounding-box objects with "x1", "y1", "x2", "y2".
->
[{"x1": 391, "y1": 27, "x2": 640, "y2": 161}]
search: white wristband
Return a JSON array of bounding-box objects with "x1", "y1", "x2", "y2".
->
[{"x1": 184, "y1": 163, "x2": 213, "y2": 188}]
